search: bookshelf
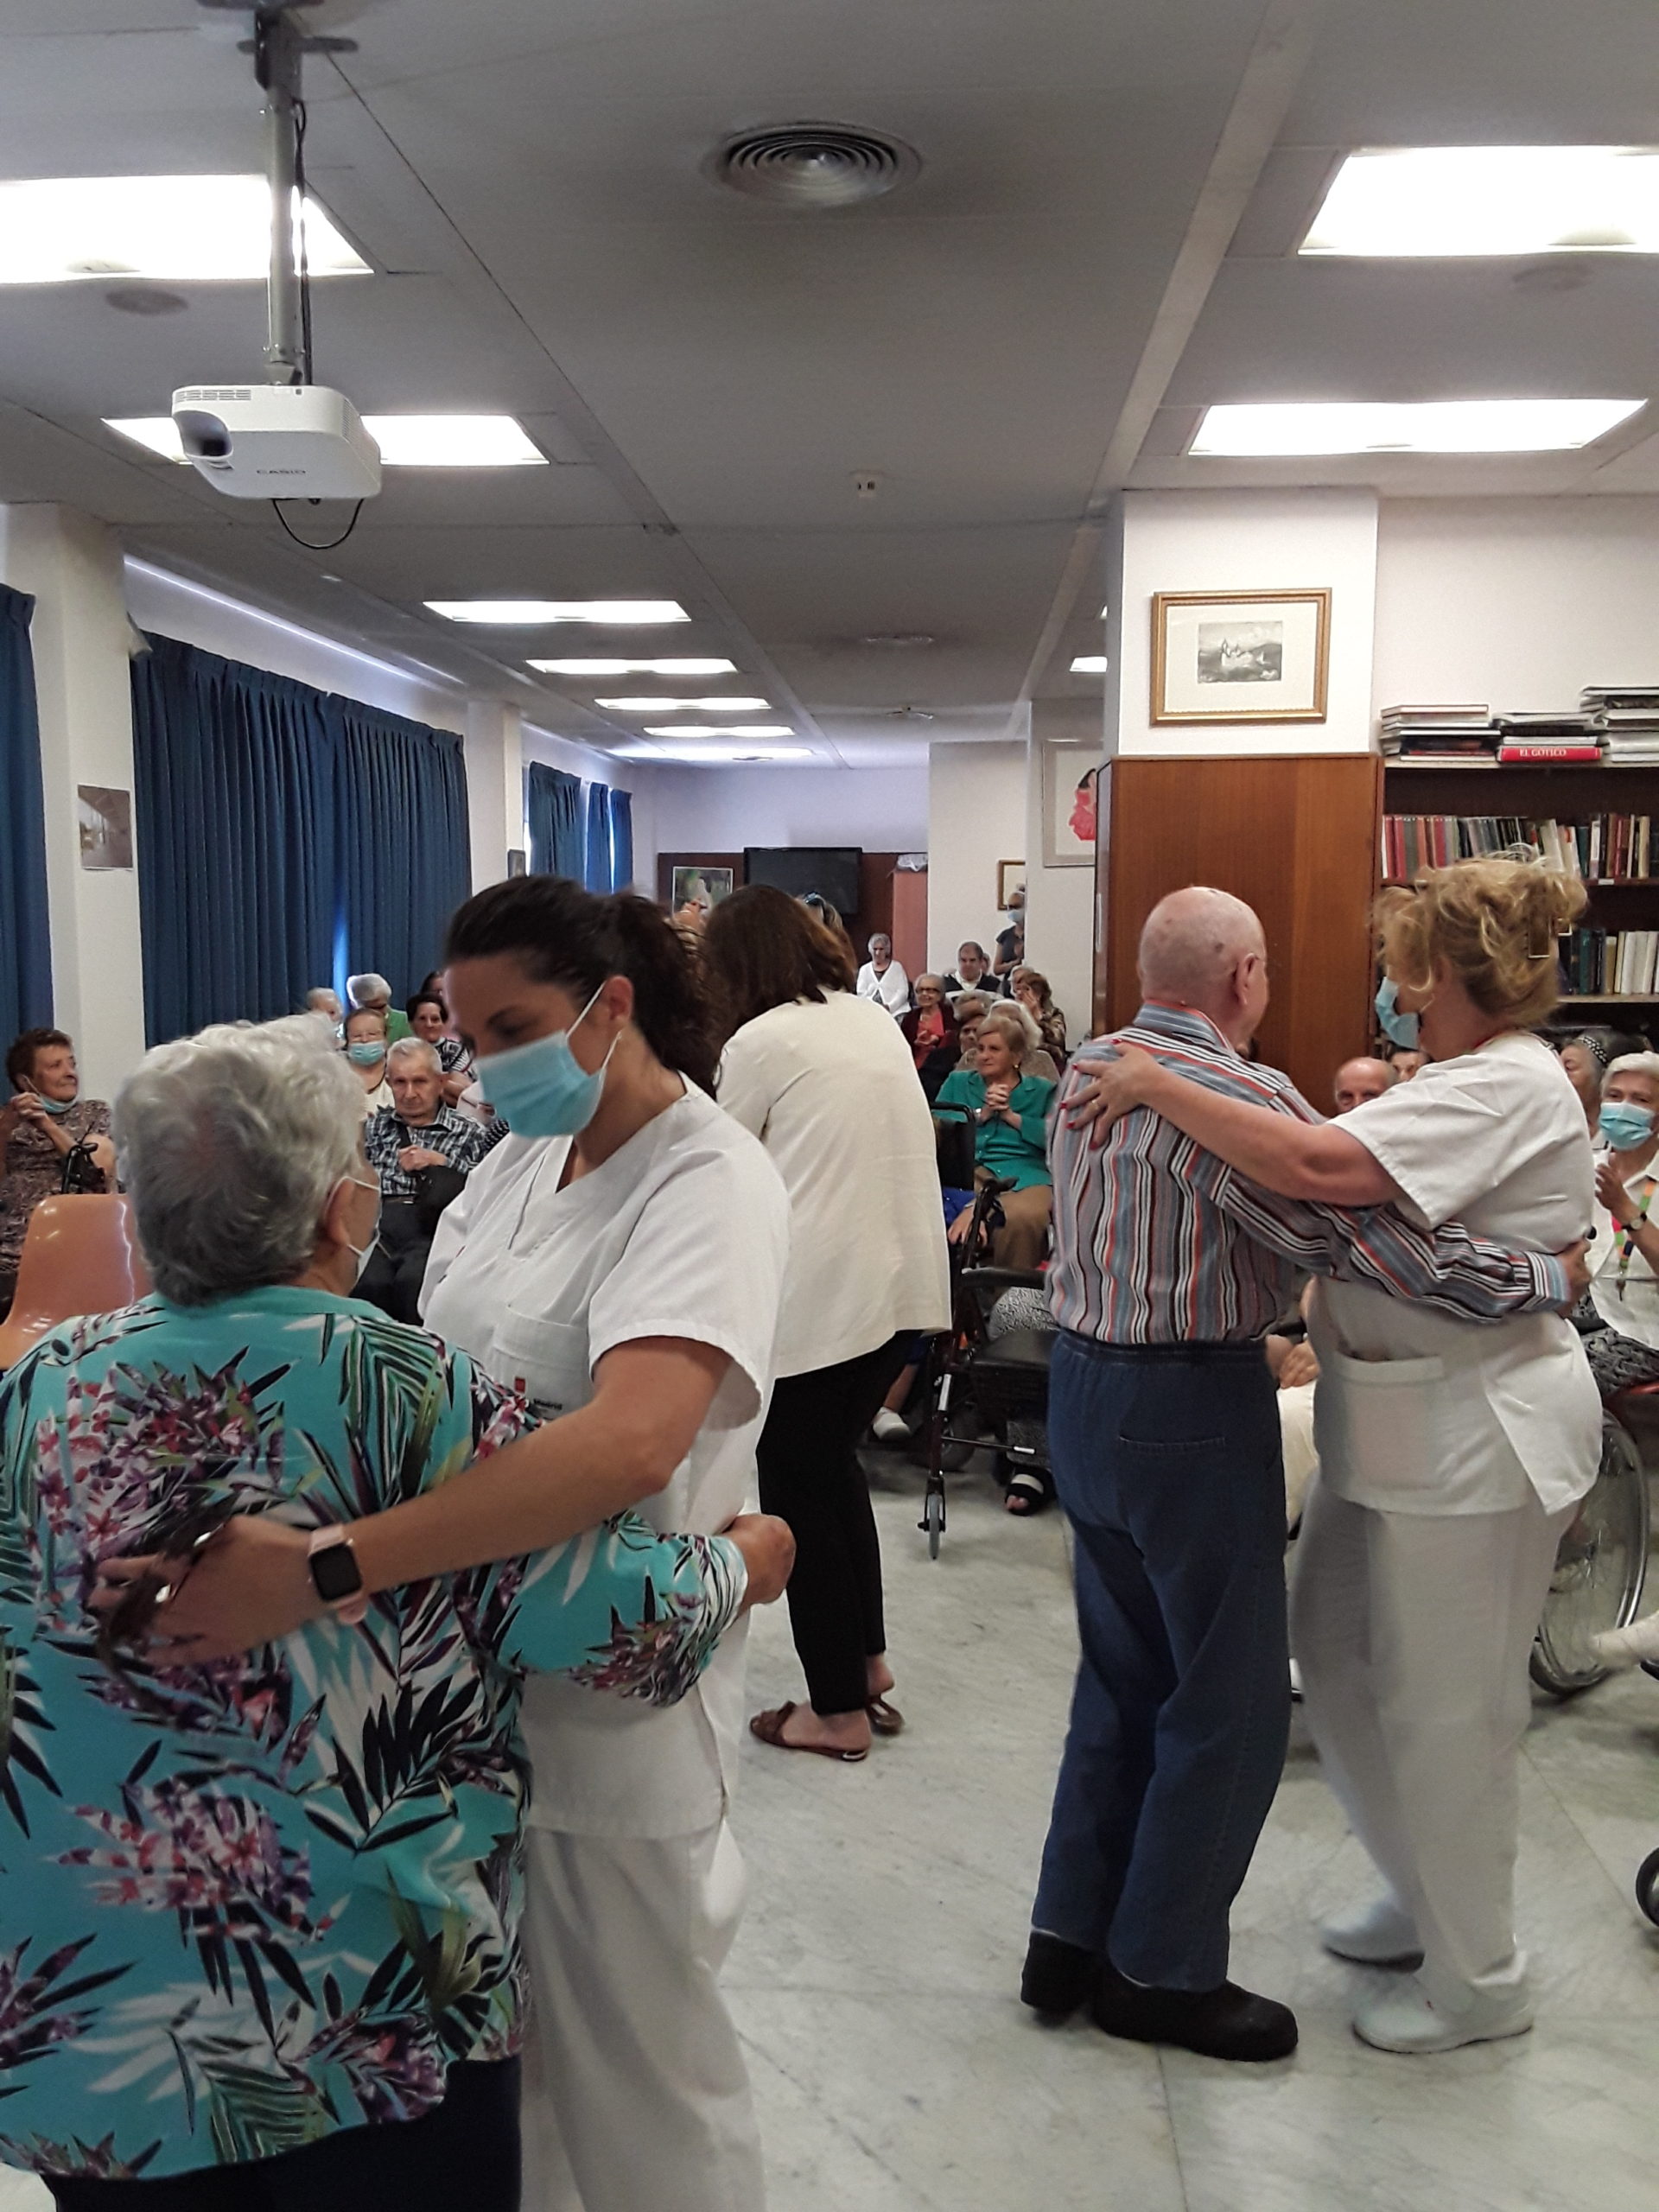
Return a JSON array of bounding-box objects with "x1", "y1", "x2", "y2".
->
[{"x1": 1383, "y1": 761, "x2": 1659, "y2": 1023}]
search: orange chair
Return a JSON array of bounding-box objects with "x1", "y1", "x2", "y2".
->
[{"x1": 0, "y1": 1195, "x2": 152, "y2": 1372}]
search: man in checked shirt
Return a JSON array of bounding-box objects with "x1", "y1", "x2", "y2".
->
[{"x1": 1020, "y1": 888, "x2": 1590, "y2": 2063}]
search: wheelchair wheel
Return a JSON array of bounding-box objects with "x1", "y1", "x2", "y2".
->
[
  {"x1": 1637, "y1": 1847, "x2": 1659, "y2": 1929},
  {"x1": 1530, "y1": 1414, "x2": 1652, "y2": 1697}
]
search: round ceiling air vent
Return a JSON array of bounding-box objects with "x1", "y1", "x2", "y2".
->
[{"x1": 708, "y1": 122, "x2": 921, "y2": 207}]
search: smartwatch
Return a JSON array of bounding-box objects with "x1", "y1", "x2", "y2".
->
[{"x1": 307, "y1": 1526, "x2": 369, "y2": 1625}]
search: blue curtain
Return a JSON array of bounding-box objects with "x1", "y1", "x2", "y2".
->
[
  {"x1": 526, "y1": 763, "x2": 583, "y2": 880},
  {"x1": 582, "y1": 781, "x2": 613, "y2": 893},
  {"x1": 0, "y1": 586, "x2": 52, "y2": 1047},
  {"x1": 607, "y1": 786, "x2": 634, "y2": 893},
  {"x1": 329, "y1": 696, "x2": 471, "y2": 1001},
  {"x1": 131, "y1": 636, "x2": 337, "y2": 1044}
]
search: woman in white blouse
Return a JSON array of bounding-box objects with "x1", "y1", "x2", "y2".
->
[
  {"x1": 855, "y1": 931, "x2": 912, "y2": 1018},
  {"x1": 704, "y1": 887, "x2": 950, "y2": 1760},
  {"x1": 1070, "y1": 857, "x2": 1598, "y2": 2056}
]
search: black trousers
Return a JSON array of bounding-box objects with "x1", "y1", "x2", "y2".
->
[
  {"x1": 356, "y1": 1198, "x2": 433, "y2": 1326},
  {"x1": 45, "y1": 2058, "x2": 520, "y2": 2212},
  {"x1": 755, "y1": 1332, "x2": 911, "y2": 1715}
]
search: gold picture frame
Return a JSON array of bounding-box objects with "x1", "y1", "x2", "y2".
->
[
  {"x1": 1151, "y1": 588, "x2": 1332, "y2": 725},
  {"x1": 996, "y1": 859, "x2": 1027, "y2": 907}
]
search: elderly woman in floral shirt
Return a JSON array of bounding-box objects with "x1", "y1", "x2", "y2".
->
[{"x1": 0, "y1": 1016, "x2": 790, "y2": 2212}]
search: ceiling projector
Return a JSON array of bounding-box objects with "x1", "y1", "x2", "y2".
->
[{"x1": 171, "y1": 384, "x2": 382, "y2": 499}]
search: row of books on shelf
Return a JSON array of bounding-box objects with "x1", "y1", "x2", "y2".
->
[
  {"x1": 1562, "y1": 928, "x2": 1659, "y2": 998},
  {"x1": 1381, "y1": 689, "x2": 1659, "y2": 766},
  {"x1": 1381, "y1": 813, "x2": 1658, "y2": 881}
]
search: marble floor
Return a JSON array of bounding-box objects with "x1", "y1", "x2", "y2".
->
[{"x1": 1, "y1": 1460, "x2": 1653, "y2": 2211}]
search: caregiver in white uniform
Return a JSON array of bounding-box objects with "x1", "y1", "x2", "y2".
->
[{"x1": 1064, "y1": 857, "x2": 1598, "y2": 2055}]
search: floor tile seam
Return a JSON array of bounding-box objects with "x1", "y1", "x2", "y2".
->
[
  {"x1": 1153, "y1": 2047, "x2": 1196, "y2": 2212},
  {"x1": 1517, "y1": 1741, "x2": 1649, "y2": 1915}
]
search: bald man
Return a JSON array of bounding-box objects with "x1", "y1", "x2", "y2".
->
[
  {"x1": 1333, "y1": 1056, "x2": 1396, "y2": 1116},
  {"x1": 1024, "y1": 887, "x2": 1582, "y2": 2063}
]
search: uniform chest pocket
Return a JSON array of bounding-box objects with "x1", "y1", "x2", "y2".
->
[
  {"x1": 490, "y1": 1313, "x2": 593, "y2": 1421},
  {"x1": 1318, "y1": 1345, "x2": 1477, "y2": 1499}
]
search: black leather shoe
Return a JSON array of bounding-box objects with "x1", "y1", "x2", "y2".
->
[
  {"x1": 1091, "y1": 1966, "x2": 1298, "y2": 2062},
  {"x1": 1020, "y1": 1932, "x2": 1096, "y2": 2018}
]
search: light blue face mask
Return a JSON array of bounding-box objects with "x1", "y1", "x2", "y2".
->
[
  {"x1": 34, "y1": 1091, "x2": 76, "y2": 1116},
  {"x1": 346, "y1": 1040, "x2": 386, "y2": 1068},
  {"x1": 477, "y1": 986, "x2": 617, "y2": 1140},
  {"x1": 1375, "y1": 976, "x2": 1420, "y2": 1052},
  {"x1": 1599, "y1": 1101, "x2": 1656, "y2": 1153}
]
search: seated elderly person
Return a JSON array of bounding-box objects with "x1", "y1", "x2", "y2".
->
[
  {"x1": 0, "y1": 1027, "x2": 118, "y2": 1315},
  {"x1": 344, "y1": 1005, "x2": 395, "y2": 1117},
  {"x1": 855, "y1": 931, "x2": 911, "y2": 1018},
  {"x1": 347, "y1": 969, "x2": 412, "y2": 1043},
  {"x1": 900, "y1": 974, "x2": 960, "y2": 1101},
  {"x1": 305, "y1": 984, "x2": 343, "y2": 1027},
  {"x1": 0, "y1": 1014, "x2": 789, "y2": 2209},
  {"x1": 1012, "y1": 968, "x2": 1068, "y2": 1065},
  {"x1": 1577, "y1": 1049, "x2": 1659, "y2": 1395},
  {"x1": 932, "y1": 1002, "x2": 1057, "y2": 1269},
  {"x1": 361, "y1": 1039, "x2": 500, "y2": 1325},
  {"x1": 408, "y1": 989, "x2": 473, "y2": 1102}
]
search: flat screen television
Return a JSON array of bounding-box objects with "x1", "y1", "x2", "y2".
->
[{"x1": 743, "y1": 846, "x2": 862, "y2": 918}]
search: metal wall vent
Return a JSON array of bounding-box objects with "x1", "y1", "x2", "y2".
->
[{"x1": 708, "y1": 123, "x2": 921, "y2": 207}]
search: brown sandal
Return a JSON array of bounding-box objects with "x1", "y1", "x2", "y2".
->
[
  {"x1": 749, "y1": 1701, "x2": 868, "y2": 1763},
  {"x1": 866, "y1": 1696, "x2": 905, "y2": 1737}
]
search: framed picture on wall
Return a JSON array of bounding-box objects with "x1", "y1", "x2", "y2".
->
[
  {"x1": 996, "y1": 859, "x2": 1027, "y2": 907},
  {"x1": 670, "y1": 864, "x2": 734, "y2": 921},
  {"x1": 1040, "y1": 741, "x2": 1102, "y2": 868},
  {"x1": 1151, "y1": 588, "x2": 1331, "y2": 725},
  {"x1": 77, "y1": 785, "x2": 133, "y2": 870}
]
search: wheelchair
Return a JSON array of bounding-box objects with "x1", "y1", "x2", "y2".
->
[{"x1": 1529, "y1": 1385, "x2": 1654, "y2": 1697}]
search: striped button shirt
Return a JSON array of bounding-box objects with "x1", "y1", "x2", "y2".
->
[
  {"x1": 1046, "y1": 1002, "x2": 1568, "y2": 1344},
  {"x1": 365, "y1": 1102, "x2": 500, "y2": 1199}
]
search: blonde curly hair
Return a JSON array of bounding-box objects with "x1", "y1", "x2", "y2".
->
[{"x1": 1375, "y1": 855, "x2": 1586, "y2": 1031}]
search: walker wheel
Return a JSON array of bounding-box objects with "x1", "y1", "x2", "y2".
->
[
  {"x1": 1637, "y1": 1847, "x2": 1659, "y2": 1929},
  {"x1": 923, "y1": 1487, "x2": 945, "y2": 1560}
]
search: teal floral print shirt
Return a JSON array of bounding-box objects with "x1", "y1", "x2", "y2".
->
[{"x1": 0, "y1": 1287, "x2": 746, "y2": 2182}]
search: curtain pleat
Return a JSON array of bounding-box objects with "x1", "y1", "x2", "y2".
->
[
  {"x1": 583, "y1": 781, "x2": 612, "y2": 893},
  {"x1": 607, "y1": 786, "x2": 634, "y2": 894},
  {"x1": 328, "y1": 697, "x2": 471, "y2": 1002},
  {"x1": 0, "y1": 585, "x2": 52, "y2": 1045},
  {"x1": 526, "y1": 763, "x2": 584, "y2": 880}
]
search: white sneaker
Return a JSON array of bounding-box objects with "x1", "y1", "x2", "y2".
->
[
  {"x1": 871, "y1": 1408, "x2": 911, "y2": 1445},
  {"x1": 1591, "y1": 1609, "x2": 1659, "y2": 1670},
  {"x1": 1353, "y1": 1980, "x2": 1533, "y2": 2055},
  {"x1": 1320, "y1": 1897, "x2": 1424, "y2": 1967}
]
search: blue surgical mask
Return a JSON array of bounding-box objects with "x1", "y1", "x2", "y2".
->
[
  {"x1": 346, "y1": 1040, "x2": 386, "y2": 1067},
  {"x1": 1375, "y1": 977, "x2": 1420, "y2": 1052},
  {"x1": 477, "y1": 987, "x2": 617, "y2": 1140},
  {"x1": 35, "y1": 1091, "x2": 76, "y2": 1116},
  {"x1": 1598, "y1": 1101, "x2": 1656, "y2": 1153}
]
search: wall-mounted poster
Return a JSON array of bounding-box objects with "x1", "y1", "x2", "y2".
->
[
  {"x1": 671, "y1": 864, "x2": 734, "y2": 923},
  {"x1": 996, "y1": 859, "x2": 1026, "y2": 908},
  {"x1": 77, "y1": 785, "x2": 134, "y2": 870},
  {"x1": 1041, "y1": 742, "x2": 1101, "y2": 868},
  {"x1": 1151, "y1": 588, "x2": 1331, "y2": 725}
]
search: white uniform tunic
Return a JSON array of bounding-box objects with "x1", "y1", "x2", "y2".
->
[{"x1": 420, "y1": 1084, "x2": 789, "y2": 2212}]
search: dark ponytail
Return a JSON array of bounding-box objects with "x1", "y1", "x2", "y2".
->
[{"x1": 445, "y1": 875, "x2": 719, "y2": 1092}]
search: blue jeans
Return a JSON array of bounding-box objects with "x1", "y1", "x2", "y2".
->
[{"x1": 1032, "y1": 1332, "x2": 1289, "y2": 1991}]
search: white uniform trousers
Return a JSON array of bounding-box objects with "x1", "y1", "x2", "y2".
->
[
  {"x1": 1290, "y1": 1481, "x2": 1573, "y2": 2018},
  {"x1": 518, "y1": 1819, "x2": 766, "y2": 2212}
]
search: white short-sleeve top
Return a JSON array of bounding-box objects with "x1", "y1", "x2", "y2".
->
[
  {"x1": 1312, "y1": 1030, "x2": 1599, "y2": 1516},
  {"x1": 1587, "y1": 1149, "x2": 1659, "y2": 1348},
  {"x1": 716, "y1": 989, "x2": 950, "y2": 1377},
  {"x1": 421, "y1": 1084, "x2": 791, "y2": 1839}
]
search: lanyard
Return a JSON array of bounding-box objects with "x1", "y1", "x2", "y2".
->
[{"x1": 1615, "y1": 1179, "x2": 1656, "y2": 1284}]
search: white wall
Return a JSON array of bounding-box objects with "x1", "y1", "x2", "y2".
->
[
  {"x1": 651, "y1": 763, "x2": 928, "y2": 861},
  {"x1": 1108, "y1": 489, "x2": 1379, "y2": 759},
  {"x1": 1026, "y1": 698, "x2": 1098, "y2": 1038},
  {"x1": 927, "y1": 741, "x2": 1025, "y2": 979},
  {"x1": 1374, "y1": 496, "x2": 1659, "y2": 713}
]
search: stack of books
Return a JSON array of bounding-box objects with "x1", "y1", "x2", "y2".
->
[
  {"x1": 1378, "y1": 705, "x2": 1499, "y2": 764},
  {"x1": 1562, "y1": 926, "x2": 1659, "y2": 997},
  {"x1": 1581, "y1": 688, "x2": 1659, "y2": 764},
  {"x1": 1493, "y1": 714, "x2": 1605, "y2": 764},
  {"x1": 1381, "y1": 812, "x2": 1656, "y2": 881}
]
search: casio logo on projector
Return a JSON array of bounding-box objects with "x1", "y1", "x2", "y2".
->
[{"x1": 171, "y1": 384, "x2": 381, "y2": 499}]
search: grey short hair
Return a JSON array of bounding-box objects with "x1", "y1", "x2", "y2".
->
[
  {"x1": 346, "y1": 972, "x2": 391, "y2": 1008},
  {"x1": 1605, "y1": 1052, "x2": 1659, "y2": 1092},
  {"x1": 115, "y1": 1016, "x2": 364, "y2": 1306},
  {"x1": 387, "y1": 1037, "x2": 442, "y2": 1075}
]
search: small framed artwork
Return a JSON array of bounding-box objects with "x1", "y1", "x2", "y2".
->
[
  {"x1": 671, "y1": 864, "x2": 734, "y2": 919},
  {"x1": 77, "y1": 785, "x2": 134, "y2": 870},
  {"x1": 1151, "y1": 588, "x2": 1332, "y2": 725},
  {"x1": 996, "y1": 859, "x2": 1027, "y2": 908},
  {"x1": 1040, "y1": 741, "x2": 1103, "y2": 868},
  {"x1": 506, "y1": 848, "x2": 528, "y2": 878}
]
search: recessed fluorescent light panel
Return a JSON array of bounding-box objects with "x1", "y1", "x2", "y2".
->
[
  {"x1": 1071, "y1": 656, "x2": 1109, "y2": 674},
  {"x1": 620, "y1": 743, "x2": 811, "y2": 764},
  {"x1": 429, "y1": 600, "x2": 689, "y2": 625},
  {"x1": 595, "y1": 696, "x2": 770, "y2": 712},
  {"x1": 1191, "y1": 398, "x2": 1643, "y2": 455},
  {"x1": 107, "y1": 413, "x2": 545, "y2": 467},
  {"x1": 0, "y1": 175, "x2": 366, "y2": 283},
  {"x1": 644, "y1": 724, "x2": 793, "y2": 739},
  {"x1": 529, "y1": 658, "x2": 738, "y2": 677},
  {"x1": 1303, "y1": 146, "x2": 1659, "y2": 257}
]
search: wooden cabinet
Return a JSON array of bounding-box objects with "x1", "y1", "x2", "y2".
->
[{"x1": 1093, "y1": 753, "x2": 1382, "y2": 1106}]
